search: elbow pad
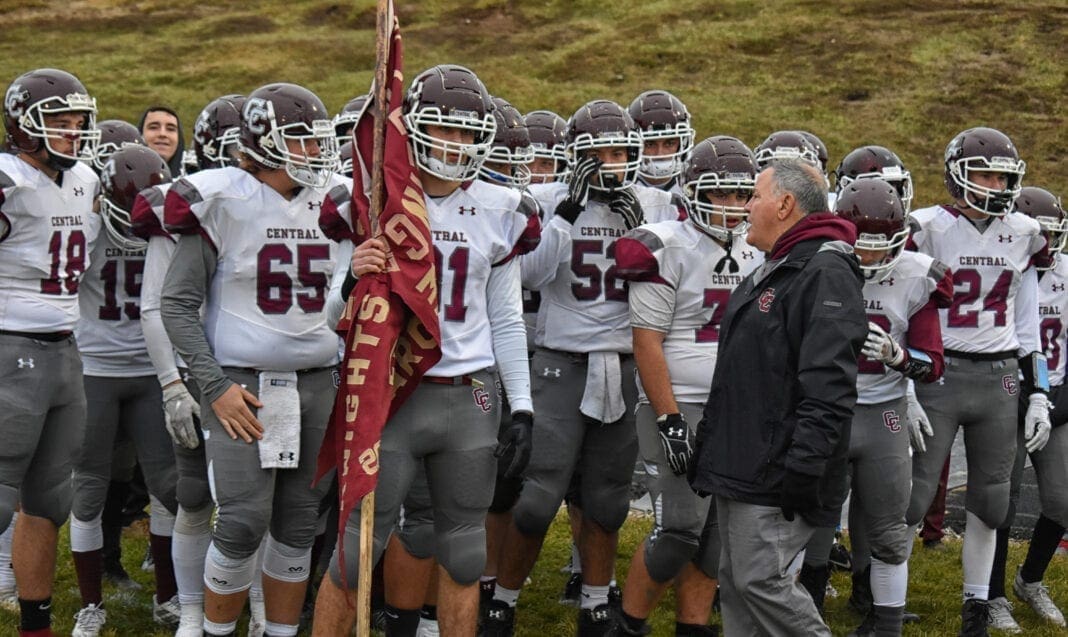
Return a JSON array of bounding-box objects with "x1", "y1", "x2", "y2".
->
[
  {"x1": 1020, "y1": 351, "x2": 1050, "y2": 395},
  {"x1": 895, "y1": 348, "x2": 934, "y2": 381}
]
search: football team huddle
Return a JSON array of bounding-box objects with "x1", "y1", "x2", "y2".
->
[{"x1": 0, "y1": 61, "x2": 1065, "y2": 637}]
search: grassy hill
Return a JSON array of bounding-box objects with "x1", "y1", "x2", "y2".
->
[{"x1": 4, "y1": 0, "x2": 1067, "y2": 203}]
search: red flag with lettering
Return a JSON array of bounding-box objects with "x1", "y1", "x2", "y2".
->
[{"x1": 315, "y1": 0, "x2": 440, "y2": 585}]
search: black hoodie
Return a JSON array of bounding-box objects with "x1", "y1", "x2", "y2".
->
[{"x1": 138, "y1": 105, "x2": 186, "y2": 177}]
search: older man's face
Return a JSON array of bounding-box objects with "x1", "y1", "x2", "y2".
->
[{"x1": 745, "y1": 168, "x2": 783, "y2": 252}]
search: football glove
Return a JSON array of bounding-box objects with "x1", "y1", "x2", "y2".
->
[
  {"x1": 554, "y1": 157, "x2": 601, "y2": 224},
  {"x1": 906, "y1": 383, "x2": 934, "y2": 453},
  {"x1": 495, "y1": 411, "x2": 533, "y2": 478},
  {"x1": 163, "y1": 382, "x2": 201, "y2": 449},
  {"x1": 609, "y1": 187, "x2": 643, "y2": 231},
  {"x1": 1025, "y1": 393, "x2": 1052, "y2": 453},
  {"x1": 656, "y1": 413, "x2": 693, "y2": 476},
  {"x1": 862, "y1": 321, "x2": 905, "y2": 367}
]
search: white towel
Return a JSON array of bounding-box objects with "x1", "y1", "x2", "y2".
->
[
  {"x1": 257, "y1": 371, "x2": 301, "y2": 470},
  {"x1": 579, "y1": 352, "x2": 626, "y2": 424}
]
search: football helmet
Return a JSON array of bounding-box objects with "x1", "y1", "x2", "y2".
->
[
  {"x1": 404, "y1": 64, "x2": 496, "y2": 182},
  {"x1": 478, "y1": 97, "x2": 534, "y2": 189},
  {"x1": 628, "y1": 90, "x2": 694, "y2": 181},
  {"x1": 944, "y1": 126, "x2": 1025, "y2": 216},
  {"x1": 90, "y1": 119, "x2": 144, "y2": 174},
  {"x1": 835, "y1": 177, "x2": 909, "y2": 281},
  {"x1": 682, "y1": 135, "x2": 757, "y2": 241},
  {"x1": 835, "y1": 145, "x2": 914, "y2": 213},
  {"x1": 1015, "y1": 186, "x2": 1067, "y2": 267},
  {"x1": 753, "y1": 130, "x2": 820, "y2": 170},
  {"x1": 333, "y1": 94, "x2": 369, "y2": 145},
  {"x1": 239, "y1": 83, "x2": 338, "y2": 188},
  {"x1": 796, "y1": 130, "x2": 829, "y2": 172},
  {"x1": 338, "y1": 141, "x2": 354, "y2": 178},
  {"x1": 524, "y1": 110, "x2": 569, "y2": 182},
  {"x1": 4, "y1": 68, "x2": 100, "y2": 169},
  {"x1": 566, "y1": 99, "x2": 643, "y2": 194},
  {"x1": 193, "y1": 94, "x2": 246, "y2": 170},
  {"x1": 99, "y1": 144, "x2": 172, "y2": 250}
]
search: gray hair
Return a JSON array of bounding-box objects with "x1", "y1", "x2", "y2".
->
[{"x1": 766, "y1": 159, "x2": 829, "y2": 215}]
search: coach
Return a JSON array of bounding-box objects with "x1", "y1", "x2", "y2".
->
[{"x1": 690, "y1": 159, "x2": 867, "y2": 635}]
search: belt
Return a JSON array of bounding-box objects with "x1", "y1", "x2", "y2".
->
[
  {"x1": 0, "y1": 329, "x2": 73, "y2": 342},
  {"x1": 226, "y1": 365, "x2": 335, "y2": 376},
  {"x1": 944, "y1": 349, "x2": 1016, "y2": 362},
  {"x1": 539, "y1": 348, "x2": 633, "y2": 363},
  {"x1": 422, "y1": 374, "x2": 478, "y2": 386}
]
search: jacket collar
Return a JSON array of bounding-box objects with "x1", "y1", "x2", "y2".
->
[{"x1": 768, "y1": 212, "x2": 857, "y2": 260}]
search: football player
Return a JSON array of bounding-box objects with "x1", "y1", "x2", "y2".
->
[
  {"x1": 192, "y1": 95, "x2": 246, "y2": 171},
  {"x1": 161, "y1": 81, "x2": 345, "y2": 637},
  {"x1": 0, "y1": 67, "x2": 102, "y2": 637},
  {"x1": 88, "y1": 120, "x2": 144, "y2": 174},
  {"x1": 905, "y1": 127, "x2": 1050, "y2": 636},
  {"x1": 332, "y1": 94, "x2": 369, "y2": 147},
  {"x1": 524, "y1": 110, "x2": 569, "y2": 186},
  {"x1": 313, "y1": 64, "x2": 538, "y2": 637},
  {"x1": 628, "y1": 90, "x2": 693, "y2": 197},
  {"x1": 611, "y1": 135, "x2": 763, "y2": 637}
]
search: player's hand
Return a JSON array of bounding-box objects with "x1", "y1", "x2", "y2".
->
[
  {"x1": 906, "y1": 387, "x2": 934, "y2": 453},
  {"x1": 211, "y1": 383, "x2": 264, "y2": 443},
  {"x1": 350, "y1": 237, "x2": 389, "y2": 277},
  {"x1": 657, "y1": 413, "x2": 694, "y2": 476},
  {"x1": 780, "y1": 469, "x2": 821, "y2": 522},
  {"x1": 1025, "y1": 393, "x2": 1052, "y2": 453},
  {"x1": 610, "y1": 187, "x2": 643, "y2": 230},
  {"x1": 162, "y1": 381, "x2": 201, "y2": 449},
  {"x1": 555, "y1": 157, "x2": 601, "y2": 224},
  {"x1": 862, "y1": 321, "x2": 905, "y2": 367},
  {"x1": 495, "y1": 411, "x2": 533, "y2": 478}
]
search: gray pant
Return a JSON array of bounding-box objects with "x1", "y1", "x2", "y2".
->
[
  {"x1": 907, "y1": 357, "x2": 1019, "y2": 528},
  {"x1": 72, "y1": 375, "x2": 179, "y2": 520},
  {"x1": 1006, "y1": 383, "x2": 1068, "y2": 528},
  {"x1": 716, "y1": 497, "x2": 831, "y2": 637},
  {"x1": 330, "y1": 370, "x2": 500, "y2": 587},
  {"x1": 203, "y1": 367, "x2": 336, "y2": 558},
  {"x1": 173, "y1": 370, "x2": 210, "y2": 512},
  {"x1": 0, "y1": 333, "x2": 86, "y2": 529}
]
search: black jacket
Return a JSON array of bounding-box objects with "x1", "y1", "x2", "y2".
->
[{"x1": 691, "y1": 213, "x2": 868, "y2": 527}]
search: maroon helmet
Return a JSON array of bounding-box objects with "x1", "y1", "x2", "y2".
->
[
  {"x1": 90, "y1": 119, "x2": 144, "y2": 174},
  {"x1": 337, "y1": 141, "x2": 354, "y2": 178},
  {"x1": 627, "y1": 90, "x2": 694, "y2": 181},
  {"x1": 478, "y1": 97, "x2": 533, "y2": 189},
  {"x1": 240, "y1": 83, "x2": 337, "y2": 187},
  {"x1": 193, "y1": 94, "x2": 246, "y2": 170},
  {"x1": 834, "y1": 145, "x2": 913, "y2": 212},
  {"x1": 4, "y1": 68, "x2": 100, "y2": 169},
  {"x1": 567, "y1": 99, "x2": 643, "y2": 193},
  {"x1": 1016, "y1": 186, "x2": 1067, "y2": 267},
  {"x1": 944, "y1": 126, "x2": 1025, "y2": 216},
  {"x1": 835, "y1": 178, "x2": 908, "y2": 280},
  {"x1": 524, "y1": 110, "x2": 569, "y2": 183},
  {"x1": 403, "y1": 64, "x2": 496, "y2": 181},
  {"x1": 683, "y1": 135, "x2": 757, "y2": 241},
  {"x1": 753, "y1": 130, "x2": 820, "y2": 170},
  {"x1": 333, "y1": 94, "x2": 370, "y2": 145},
  {"x1": 100, "y1": 145, "x2": 172, "y2": 250},
  {"x1": 796, "y1": 130, "x2": 829, "y2": 172}
]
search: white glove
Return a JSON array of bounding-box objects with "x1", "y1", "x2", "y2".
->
[
  {"x1": 1024, "y1": 393, "x2": 1052, "y2": 453},
  {"x1": 163, "y1": 382, "x2": 201, "y2": 449},
  {"x1": 906, "y1": 384, "x2": 933, "y2": 453},
  {"x1": 862, "y1": 321, "x2": 905, "y2": 367}
]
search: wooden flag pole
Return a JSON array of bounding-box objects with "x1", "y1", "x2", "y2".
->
[{"x1": 356, "y1": 1, "x2": 390, "y2": 636}]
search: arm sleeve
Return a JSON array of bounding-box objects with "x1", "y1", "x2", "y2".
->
[
  {"x1": 902, "y1": 298, "x2": 945, "y2": 382},
  {"x1": 1015, "y1": 267, "x2": 1041, "y2": 357},
  {"x1": 520, "y1": 214, "x2": 572, "y2": 290},
  {"x1": 161, "y1": 234, "x2": 231, "y2": 404},
  {"x1": 324, "y1": 239, "x2": 354, "y2": 330},
  {"x1": 141, "y1": 236, "x2": 181, "y2": 387},
  {"x1": 487, "y1": 258, "x2": 532, "y2": 413}
]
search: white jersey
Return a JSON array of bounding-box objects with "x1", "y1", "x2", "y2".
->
[
  {"x1": 1038, "y1": 257, "x2": 1068, "y2": 387},
  {"x1": 910, "y1": 204, "x2": 1046, "y2": 354},
  {"x1": 0, "y1": 155, "x2": 101, "y2": 332},
  {"x1": 164, "y1": 167, "x2": 347, "y2": 370},
  {"x1": 521, "y1": 182, "x2": 685, "y2": 353},
  {"x1": 76, "y1": 232, "x2": 153, "y2": 376},
  {"x1": 619, "y1": 221, "x2": 762, "y2": 403},
  {"x1": 857, "y1": 251, "x2": 951, "y2": 404}
]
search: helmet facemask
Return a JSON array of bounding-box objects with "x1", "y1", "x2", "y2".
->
[
  {"x1": 20, "y1": 94, "x2": 101, "y2": 170},
  {"x1": 838, "y1": 166, "x2": 915, "y2": 214},
  {"x1": 685, "y1": 173, "x2": 754, "y2": 242},
  {"x1": 568, "y1": 131, "x2": 643, "y2": 194},
  {"x1": 479, "y1": 146, "x2": 534, "y2": 189},
  {"x1": 855, "y1": 227, "x2": 910, "y2": 282},
  {"x1": 638, "y1": 124, "x2": 694, "y2": 181},
  {"x1": 405, "y1": 107, "x2": 496, "y2": 182},
  {"x1": 949, "y1": 156, "x2": 1025, "y2": 216},
  {"x1": 243, "y1": 97, "x2": 339, "y2": 188}
]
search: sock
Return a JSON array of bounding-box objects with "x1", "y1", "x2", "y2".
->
[
  {"x1": 580, "y1": 583, "x2": 609, "y2": 610},
  {"x1": 1020, "y1": 514, "x2": 1065, "y2": 584},
  {"x1": 263, "y1": 620, "x2": 298, "y2": 636},
  {"x1": 492, "y1": 584, "x2": 520, "y2": 608},
  {"x1": 961, "y1": 511, "x2": 995, "y2": 601},
  {"x1": 0, "y1": 511, "x2": 16, "y2": 591},
  {"x1": 571, "y1": 543, "x2": 582, "y2": 573},
  {"x1": 71, "y1": 550, "x2": 104, "y2": 606},
  {"x1": 384, "y1": 604, "x2": 420, "y2": 634},
  {"x1": 872, "y1": 604, "x2": 905, "y2": 633},
  {"x1": 676, "y1": 622, "x2": 713, "y2": 636},
  {"x1": 870, "y1": 556, "x2": 907, "y2": 607},
  {"x1": 420, "y1": 604, "x2": 437, "y2": 620},
  {"x1": 172, "y1": 510, "x2": 211, "y2": 606},
  {"x1": 988, "y1": 526, "x2": 1009, "y2": 599},
  {"x1": 18, "y1": 597, "x2": 52, "y2": 631},
  {"x1": 150, "y1": 533, "x2": 177, "y2": 603},
  {"x1": 203, "y1": 617, "x2": 237, "y2": 636}
]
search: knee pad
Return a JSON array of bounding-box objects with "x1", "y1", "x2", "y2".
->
[
  {"x1": 966, "y1": 482, "x2": 1011, "y2": 529},
  {"x1": 70, "y1": 474, "x2": 108, "y2": 522},
  {"x1": 149, "y1": 495, "x2": 176, "y2": 537},
  {"x1": 397, "y1": 517, "x2": 435, "y2": 561},
  {"x1": 177, "y1": 472, "x2": 211, "y2": 512},
  {"x1": 489, "y1": 474, "x2": 522, "y2": 514},
  {"x1": 212, "y1": 507, "x2": 269, "y2": 560},
  {"x1": 436, "y1": 525, "x2": 486, "y2": 586},
  {"x1": 643, "y1": 528, "x2": 700, "y2": 583},
  {"x1": 868, "y1": 524, "x2": 911, "y2": 566},
  {"x1": 0, "y1": 484, "x2": 17, "y2": 533},
  {"x1": 204, "y1": 541, "x2": 258, "y2": 595},
  {"x1": 22, "y1": 478, "x2": 72, "y2": 527},
  {"x1": 69, "y1": 512, "x2": 104, "y2": 553},
  {"x1": 581, "y1": 485, "x2": 629, "y2": 533},
  {"x1": 262, "y1": 534, "x2": 312, "y2": 584},
  {"x1": 174, "y1": 504, "x2": 213, "y2": 536},
  {"x1": 327, "y1": 524, "x2": 368, "y2": 589},
  {"x1": 512, "y1": 485, "x2": 561, "y2": 537}
]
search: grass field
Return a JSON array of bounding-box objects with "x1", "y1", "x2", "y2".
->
[{"x1": 3, "y1": 0, "x2": 1068, "y2": 635}]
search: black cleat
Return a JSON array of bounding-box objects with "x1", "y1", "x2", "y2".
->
[
  {"x1": 560, "y1": 572, "x2": 582, "y2": 607},
  {"x1": 480, "y1": 599, "x2": 516, "y2": 637},
  {"x1": 959, "y1": 599, "x2": 991, "y2": 637},
  {"x1": 578, "y1": 603, "x2": 615, "y2": 637}
]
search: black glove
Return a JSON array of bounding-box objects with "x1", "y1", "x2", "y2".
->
[
  {"x1": 780, "y1": 469, "x2": 822, "y2": 522},
  {"x1": 609, "y1": 187, "x2": 643, "y2": 230},
  {"x1": 495, "y1": 411, "x2": 533, "y2": 478},
  {"x1": 554, "y1": 156, "x2": 601, "y2": 224},
  {"x1": 656, "y1": 413, "x2": 693, "y2": 476}
]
